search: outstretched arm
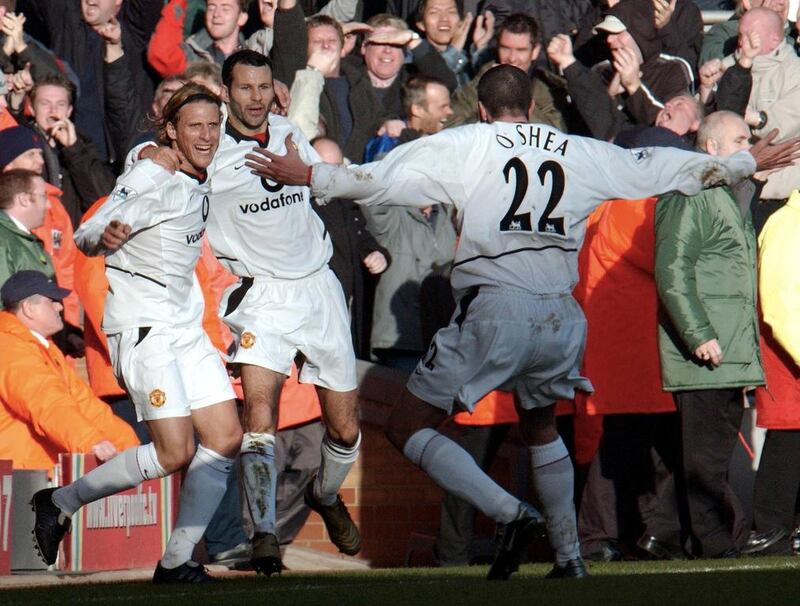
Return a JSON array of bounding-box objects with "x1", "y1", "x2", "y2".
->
[{"x1": 247, "y1": 130, "x2": 468, "y2": 208}]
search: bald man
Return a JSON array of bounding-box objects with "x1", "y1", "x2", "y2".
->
[
  {"x1": 738, "y1": 8, "x2": 800, "y2": 140},
  {"x1": 653, "y1": 111, "x2": 764, "y2": 558}
]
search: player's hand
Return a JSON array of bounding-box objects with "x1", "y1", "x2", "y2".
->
[
  {"x1": 140, "y1": 144, "x2": 185, "y2": 173},
  {"x1": 362, "y1": 251, "x2": 388, "y2": 274},
  {"x1": 378, "y1": 119, "x2": 405, "y2": 138},
  {"x1": 91, "y1": 440, "x2": 118, "y2": 462},
  {"x1": 48, "y1": 118, "x2": 78, "y2": 147},
  {"x1": 750, "y1": 130, "x2": 800, "y2": 171},
  {"x1": 547, "y1": 34, "x2": 576, "y2": 70},
  {"x1": 612, "y1": 46, "x2": 641, "y2": 95},
  {"x1": 451, "y1": 11, "x2": 474, "y2": 51},
  {"x1": 271, "y1": 78, "x2": 290, "y2": 116},
  {"x1": 245, "y1": 133, "x2": 311, "y2": 185},
  {"x1": 738, "y1": 29, "x2": 761, "y2": 69},
  {"x1": 102, "y1": 220, "x2": 132, "y2": 251},
  {"x1": 472, "y1": 11, "x2": 495, "y2": 51},
  {"x1": 695, "y1": 338, "x2": 722, "y2": 366},
  {"x1": 653, "y1": 0, "x2": 677, "y2": 30}
]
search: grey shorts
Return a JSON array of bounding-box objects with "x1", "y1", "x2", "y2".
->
[{"x1": 407, "y1": 287, "x2": 594, "y2": 415}]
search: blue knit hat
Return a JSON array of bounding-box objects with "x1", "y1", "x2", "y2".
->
[{"x1": 0, "y1": 126, "x2": 43, "y2": 170}]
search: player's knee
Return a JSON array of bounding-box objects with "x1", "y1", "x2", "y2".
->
[
  {"x1": 156, "y1": 441, "x2": 196, "y2": 474},
  {"x1": 210, "y1": 427, "x2": 243, "y2": 459},
  {"x1": 386, "y1": 389, "x2": 444, "y2": 452},
  {"x1": 326, "y1": 424, "x2": 359, "y2": 447}
]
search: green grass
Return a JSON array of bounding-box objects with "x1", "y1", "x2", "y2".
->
[{"x1": 4, "y1": 558, "x2": 800, "y2": 606}]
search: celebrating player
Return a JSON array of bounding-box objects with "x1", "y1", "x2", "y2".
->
[
  {"x1": 31, "y1": 83, "x2": 242, "y2": 584},
  {"x1": 133, "y1": 50, "x2": 362, "y2": 575},
  {"x1": 249, "y1": 64, "x2": 800, "y2": 580}
]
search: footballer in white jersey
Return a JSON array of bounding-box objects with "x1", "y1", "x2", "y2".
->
[
  {"x1": 136, "y1": 51, "x2": 363, "y2": 575},
  {"x1": 251, "y1": 64, "x2": 797, "y2": 581},
  {"x1": 42, "y1": 85, "x2": 243, "y2": 585}
]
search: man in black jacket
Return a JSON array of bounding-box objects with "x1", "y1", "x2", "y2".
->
[
  {"x1": 26, "y1": 74, "x2": 115, "y2": 227},
  {"x1": 18, "y1": 0, "x2": 162, "y2": 164},
  {"x1": 298, "y1": 12, "x2": 456, "y2": 162},
  {"x1": 547, "y1": 0, "x2": 694, "y2": 142}
]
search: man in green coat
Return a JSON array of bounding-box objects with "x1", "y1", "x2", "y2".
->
[
  {"x1": 654, "y1": 111, "x2": 764, "y2": 558},
  {"x1": 0, "y1": 169, "x2": 52, "y2": 290}
]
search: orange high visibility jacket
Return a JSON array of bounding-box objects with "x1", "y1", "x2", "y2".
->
[
  {"x1": 0, "y1": 108, "x2": 17, "y2": 130},
  {"x1": 33, "y1": 184, "x2": 80, "y2": 327},
  {"x1": 74, "y1": 198, "x2": 125, "y2": 399},
  {"x1": 573, "y1": 198, "x2": 674, "y2": 416},
  {"x1": 0, "y1": 311, "x2": 139, "y2": 475}
]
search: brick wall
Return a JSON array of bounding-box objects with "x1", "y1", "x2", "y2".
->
[{"x1": 290, "y1": 363, "x2": 516, "y2": 567}]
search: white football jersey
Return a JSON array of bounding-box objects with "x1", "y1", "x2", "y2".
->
[
  {"x1": 74, "y1": 160, "x2": 210, "y2": 332},
  {"x1": 311, "y1": 122, "x2": 756, "y2": 295},
  {"x1": 205, "y1": 115, "x2": 331, "y2": 280}
]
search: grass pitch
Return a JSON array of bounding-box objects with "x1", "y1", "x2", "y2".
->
[{"x1": 4, "y1": 558, "x2": 800, "y2": 606}]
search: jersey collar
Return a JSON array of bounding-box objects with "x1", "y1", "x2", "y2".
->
[
  {"x1": 226, "y1": 119, "x2": 270, "y2": 147},
  {"x1": 179, "y1": 169, "x2": 208, "y2": 184}
]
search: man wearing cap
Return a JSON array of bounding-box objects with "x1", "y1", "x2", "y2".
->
[
  {"x1": 0, "y1": 270, "x2": 138, "y2": 475},
  {"x1": 547, "y1": 0, "x2": 694, "y2": 142},
  {"x1": 0, "y1": 126, "x2": 81, "y2": 334}
]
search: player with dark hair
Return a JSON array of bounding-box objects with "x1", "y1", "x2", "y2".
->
[
  {"x1": 120, "y1": 49, "x2": 363, "y2": 576},
  {"x1": 247, "y1": 63, "x2": 800, "y2": 580},
  {"x1": 32, "y1": 83, "x2": 242, "y2": 584}
]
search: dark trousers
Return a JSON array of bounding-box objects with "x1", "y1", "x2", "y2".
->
[
  {"x1": 578, "y1": 413, "x2": 683, "y2": 554},
  {"x1": 674, "y1": 388, "x2": 744, "y2": 557},
  {"x1": 753, "y1": 429, "x2": 800, "y2": 533}
]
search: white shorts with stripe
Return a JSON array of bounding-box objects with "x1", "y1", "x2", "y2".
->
[
  {"x1": 107, "y1": 324, "x2": 235, "y2": 422},
  {"x1": 220, "y1": 268, "x2": 357, "y2": 392}
]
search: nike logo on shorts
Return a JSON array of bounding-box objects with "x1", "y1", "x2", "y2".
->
[{"x1": 234, "y1": 163, "x2": 246, "y2": 170}]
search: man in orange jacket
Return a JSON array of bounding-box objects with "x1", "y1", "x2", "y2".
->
[
  {"x1": 0, "y1": 126, "x2": 83, "y2": 353},
  {"x1": 0, "y1": 270, "x2": 138, "y2": 477}
]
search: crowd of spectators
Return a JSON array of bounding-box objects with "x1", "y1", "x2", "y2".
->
[{"x1": 2, "y1": 0, "x2": 800, "y2": 569}]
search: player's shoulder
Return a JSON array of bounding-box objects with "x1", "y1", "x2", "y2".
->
[
  {"x1": 267, "y1": 114, "x2": 305, "y2": 140},
  {"x1": 113, "y1": 159, "x2": 175, "y2": 199}
]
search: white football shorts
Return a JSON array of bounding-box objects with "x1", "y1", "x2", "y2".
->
[
  {"x1": 107, "y1": 324, "x2": 235, "y2": 422},
  {"x1": 220, "y1": 268, "x2": 357, "y2": 392}
]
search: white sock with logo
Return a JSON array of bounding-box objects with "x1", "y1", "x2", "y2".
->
[
  {"x1": 52, "y1": 445, "x2": 162, "y2": 516},
  {"x1": 313, "y1": 432, "x2": 361, "y2": 506}
]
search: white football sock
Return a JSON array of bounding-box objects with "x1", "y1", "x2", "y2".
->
[
  {"x1": 404, "y1": 428, "x2": 522, "y2": 525},
  {"x1": 313, "y1": 432, "x2": 360, "y2": 506},
  {"x1": 529, "y1": 437, "x2": 580, "y2": 565},
  {"x1": 52, "y1": 444, "x2": 161, "y2": 516},
  {"x1": 160, "y1": 445, "x2": 233, "y2": 569},
  {"x1": 240, "y1": 432, "x2": 277, "y2": 535}
]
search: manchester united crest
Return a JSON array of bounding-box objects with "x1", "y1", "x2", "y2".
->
[
  {"x1": 149, "y1": 389, "x2": 166, "y2": 407},
  {"x1": 241, "y1": 331, "x2": 256, "y2": 349}
]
